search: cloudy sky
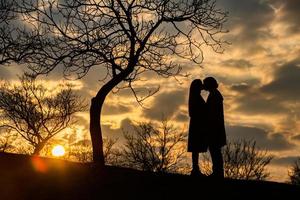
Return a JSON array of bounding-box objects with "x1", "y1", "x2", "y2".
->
[{"x1": 1, "y1": 0, "x2": 300, "y2": 182}]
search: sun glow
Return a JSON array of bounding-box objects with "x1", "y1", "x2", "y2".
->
[{"x1": 51, "y1": 145, "x2": 66, "y2": 157}]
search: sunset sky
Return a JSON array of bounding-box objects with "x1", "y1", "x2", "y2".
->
[{"x1": 1, "y1": 0, "x2": 300, "y2": 182}]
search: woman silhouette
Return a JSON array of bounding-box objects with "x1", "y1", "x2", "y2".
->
[
  {"x1": 188, "y1": 79, "x2": 208, "y2": 176},
  {"x1": 203, "y1": 77, "x2": 226, "y2": 179}
]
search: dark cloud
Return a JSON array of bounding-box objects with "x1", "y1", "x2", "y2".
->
[
  {"x1": 272, "y1": 156, "x2": 299, "y2": 166},
  {"x1": 0, "y1": 66, "x2": 14, "y2": 79},
  {"x1": 73, "y1": 114, "x2": 89, "y2": 126},
  {"x1": 213, "y1": 72, "x2": 260, "y2": 87},
  {"x1": 226, "y1": 125, "x2": 295, "y2": 151},
  {"x1": 73, "y1": 139, "x2": 91, "y2": 146},
  {"x1": 102, "y1": 104, "x2": 131, "y2": 115},
  {"x1": 229, "y1": 59, "x2": 300, "y2": 117},
  {"x1": 101, "y1": 118, "x2": 134, "y2": 139},
  {"x1": 222, "y1": 59, "x2": 254, "y2": 69},
  {"x1": 174, "y1": 110, "x2": 189, "y2": 122},
  {"x1": 119, "y1": 118, "x2": 134, "y2": 131},
  {"x1": 261, "y1": 60, "x2": 300, "y2": 101},
  {"x1": 230, "y1": 83, "x2": 252, "y2": 92},
  {"x1": 235, "y1": 94, "x2": 286, "y2": 115},
  {"x1": 211, "y1": 60, "x2": 259, "y2": 95},
  {"x1": 143, "y1": 89, "x2": 186, "y2": 120},
  {"x1": 0, "y1": 65, "x2": 26, "y2": 80},
  {"x1": 218, "y1": 0, "x2": 274, "y2": 50},
  {"x1": 271, "y1": 0, "x2": 300, "y2": 33},
  {"x1": 268, "y1": 133, "x2": 296, "y2": 150},
  {"x1": 115, "y1": 88, "x2": 132, "y2": 97},
  {"x1": 231, "y1": 83, "x2": 287, "y2": 115},
  {"x1": 116, "y1": 85, "x2": 160, "y2": 101},
  {"x1": 291, "y1": 134, "x2": 300, "y2": 141}
]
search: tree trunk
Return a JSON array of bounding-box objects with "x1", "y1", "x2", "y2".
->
[
  {"x1": 90, "y1": 67, "x2": 134, "y2": 165},
  {"x1": 32, "y1": 142, "x2": 45, "y2": 155},
  {"x1": 90, "y1": 96, "x2": 105, "y2": 165}
]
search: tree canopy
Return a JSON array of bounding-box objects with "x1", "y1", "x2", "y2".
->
[{"x1": 0, "y1": 0, "x2": 227, "y2": 164}]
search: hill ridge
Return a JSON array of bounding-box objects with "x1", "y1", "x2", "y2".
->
[{"x1": 0, "y1": 152, "x2": 299, "y2": 200}]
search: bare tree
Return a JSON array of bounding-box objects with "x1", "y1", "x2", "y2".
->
[
  {"x1": 0, "y1": 0, "x2": 19, "y2": 65},
  {"x1": 0, "y1": 129, "x2": 17, "y2": 152},
  {"x1": 1, "y1": 0, "x2": 228, "y2": 165},
  {"x1": 289, "y1": 158, "x2": 300, "y2": 185},
  {"x1": 0, "y1": 75, "x2": 85, "y2": 155},
  {"x1": 201, "y1": 140, "x2": 273, "y2": 180},
  {"x1": 0, "y1": 0, "x2": 14, "y2": 23},
  {"x1": 121, "y1": 120, "x2": 187, "y2": 173},
  {"x1": 68, "y1": 138, "x2": 122, "y2": 165}
]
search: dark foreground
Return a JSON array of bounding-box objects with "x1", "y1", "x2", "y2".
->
[{"x1": 0, "y1": 152, "x2": 299, "y2": 200}]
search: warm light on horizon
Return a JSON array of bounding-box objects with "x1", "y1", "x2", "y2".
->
[{"x1": 51, "y1": 145, "x2": 66, "y2": 157}]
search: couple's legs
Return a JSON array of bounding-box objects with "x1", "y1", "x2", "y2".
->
[
  {"x1": 209, "y1": 146, "x2": 224, "y2": 178},
  {"x1": 192, "y1": 152, "x2": 199, "y2": 170},
  {"x1": 191, "y1": 148, "x2": 224, "y2": 178},
  {"x1": 191, "y1": 152, "x2": 204, "y2": 176}
]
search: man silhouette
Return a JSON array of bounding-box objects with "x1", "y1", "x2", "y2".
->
[{"x1": 203, "y1": 77, "x2": 226, "y2": 179}]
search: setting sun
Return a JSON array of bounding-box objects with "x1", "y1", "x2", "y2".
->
[{"x1": 51, "y1": 145, "x2": 65, "y2": 157}]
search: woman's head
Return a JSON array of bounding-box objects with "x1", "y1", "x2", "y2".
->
[
  {"x1": 203, "y1": 77, "x2": 218, "y2": 91},
  {"x1": 190, "y1": 79, "x2": 203, "y2": 93}
]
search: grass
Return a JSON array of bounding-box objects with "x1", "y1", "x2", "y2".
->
[{"x1": 0, "y1": 152, "x2": 299, "y2": 200}]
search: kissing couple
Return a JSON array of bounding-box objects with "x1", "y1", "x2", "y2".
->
[{"x1": 187, "y1": 77, "x2": 227, "y2": 179}]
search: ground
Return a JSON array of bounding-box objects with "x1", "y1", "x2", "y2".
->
[{"x1": 0, "y1": 152, "x2": 299, "y2": 200}]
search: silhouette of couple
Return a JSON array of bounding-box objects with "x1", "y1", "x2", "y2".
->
[{"x1": 188, "y1": 77, "x2": 226, "y2": 179}]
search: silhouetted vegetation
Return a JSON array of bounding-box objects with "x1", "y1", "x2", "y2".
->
[
  {"x1": 0, "y1": 0, "x2": 228, "y2": 164},
  {"x1": 0, "y1": 74, "x2": 85, "y2": 155},
  {"x1": 0, "y1": 129, "x2": 16, "y2": 152},
  {"x1": 201, "y1": 139, "x2": 273, "y2": 180},
  {"x1": 0, "y1": 0, "x2": 17, "y2": 65},
  {"x1": 68, "y1": 138, "x2": 122, "y2": 165},
  {"x1": 0, "y1": 0, "x2": 14, "y2": 23},
  {"x1": 121, "y1": 120, "x2": 187, "y2": 173},
  {"x1": 289, "y1": 158, "x2": 300, "y2": 185}
]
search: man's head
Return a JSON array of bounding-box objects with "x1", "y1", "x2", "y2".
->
[{"x1": 203, "y1": 77, "x2": 218, "y2": 91}]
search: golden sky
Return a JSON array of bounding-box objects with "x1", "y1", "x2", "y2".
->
[{"x1": 1, "y1": 0, "x2": 300, "y2": 182}]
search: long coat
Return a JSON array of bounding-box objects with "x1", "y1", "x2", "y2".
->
[
  {"x1": 206, "y1": 89, "x2": 226, "y2": 148},
  {"x1": 187, "y1": 93, "x2": 208, "y2": 153}
]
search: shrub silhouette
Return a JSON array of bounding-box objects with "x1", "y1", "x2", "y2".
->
[
  {"x1": 201, "y1": 139, "x2": 273, "y2": 180},
  {"x1": 289, "y1": 158, "x2": 300, "y2": 185},
  {"x1": 67, "y1": 138, "x2": 122, "y2": 165},
  {"x1": 121, "y1": 120, "x2": 187, "y2": 173},
  {"x1": 0, "y1": 129, "x2": 16, "y2": 152}
]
